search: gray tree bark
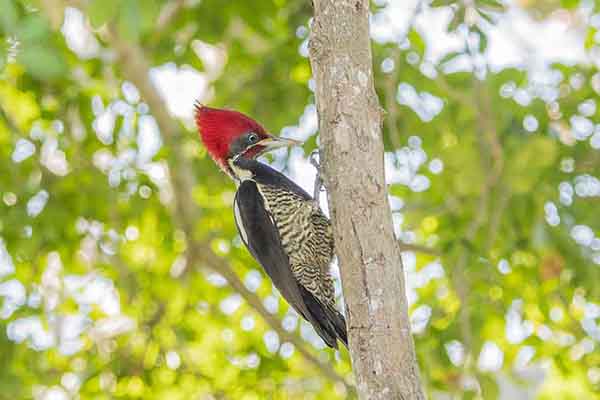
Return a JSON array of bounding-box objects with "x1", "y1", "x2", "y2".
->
[{"x1": 308, "y1": 1, "x2": 426, "y2": 399}]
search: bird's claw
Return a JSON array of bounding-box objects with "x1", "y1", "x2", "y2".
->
[
  {"x1": 309, "y1": 150, "x2": 323, "y2": 201},
  {"x1": 309, "y1": 150, "x2": 320, "y2": 169}
]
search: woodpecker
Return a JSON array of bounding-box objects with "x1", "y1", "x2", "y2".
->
[{"x1": 195, "y1": 104, "x2": 347, "y2": 349}]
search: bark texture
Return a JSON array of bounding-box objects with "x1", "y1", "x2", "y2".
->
[{"x1": 308, "y1": 1, "x2": 425, "y2": 399}]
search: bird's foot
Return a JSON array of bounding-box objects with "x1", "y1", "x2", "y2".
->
[{"x1": 309, "y1": 150, "x2": 323, "y2": 202}]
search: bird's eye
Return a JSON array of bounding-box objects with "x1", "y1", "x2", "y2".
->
[{"x1": 248, "y1": 133, "x2": 259, "y2": 144}]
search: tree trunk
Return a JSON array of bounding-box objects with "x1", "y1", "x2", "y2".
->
[{"x1": 308, "y1": 1, "x2": 425, "y2": 399}]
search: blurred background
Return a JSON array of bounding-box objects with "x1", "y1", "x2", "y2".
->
[{"x1": 1, "y1": 0, "x2": 600, "y2": 398}]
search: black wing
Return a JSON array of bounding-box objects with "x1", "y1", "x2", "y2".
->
[{"x1": 234, "y1": 180, "x2": 345, "y2": 348}]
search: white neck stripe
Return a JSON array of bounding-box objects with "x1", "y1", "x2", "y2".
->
[{"x1": 228, "y1": 158, "x2": 254, "y2": 182}]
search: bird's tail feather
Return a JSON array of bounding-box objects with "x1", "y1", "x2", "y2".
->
[
  {"x1": 298, "y1": 285, "x2": 348, "y2": 349},
  {"x1": 326, "y1": 305, "x2": 348, "y2": 348}
]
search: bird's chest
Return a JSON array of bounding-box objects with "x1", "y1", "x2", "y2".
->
[
  {"x1": 257, "y1": 184, "x2": 313, "y2": 234},
  {"x1": 256, "y1": 184, "x2": 332, "y2": 263}
]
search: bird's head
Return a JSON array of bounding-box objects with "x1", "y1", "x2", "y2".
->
[{"x1": 194, "y1": 104, "x2": 301, "y2": 176}]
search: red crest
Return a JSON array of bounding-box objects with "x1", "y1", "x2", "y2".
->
[{"x1": 194, "y1": 103, "x2": 268, "y2": 166}]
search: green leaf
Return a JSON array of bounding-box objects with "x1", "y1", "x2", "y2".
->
[
  {"x1": 0, "y1": 0, "x2": 18, "y2": 34},
  {"x1": 408, "y1": 29, "x2": 425, "y2": 55},
  {"x1": 585, "y1": 28, "x2": 597, "y2": 50},
  {"x1": 506, "y1": 136, "x2": 558, "y2": 194},
  {"x1": 0, "y1": 43, "x2": 6, "y2": 72},
  {"x1": 17, "y1": 44, "x2": 67, "y2": 80},
  {"x1": 438, "y1": 51, "x2": 462, "y2": 66},
  {"x1": 477, "y1": 7, "x2": 495, "y2": 25},
  {"x1": 117, "y1": 0, "x2": 141, "y2": 42},
  {"x1": 447, "y1": 6, "x2": 465, "y2": 32},
  {"x1": 560, "y1": 0, "x2": 580, "y2": 9},
  {"x1": 477, "y1": 0, "x2": 504, "y2": 12},
  {"x1": 430, "y1": 0, "x2": 456, "y2": 6},
  {"x1": 139, "y1": 0, "x2": 160, "y2": 34},
  {"x1": 479, "y1": 375, "x2": 500, "y2": 400},
  {"x1": 88, "y1": 0, "x2": 120, "y2": 28},
  {"x1": 473, "y1": 26, "x2": 487, "y2": 53},
  {"x1": 16, "y1": 15, "x2": 49, "y2": 43}
]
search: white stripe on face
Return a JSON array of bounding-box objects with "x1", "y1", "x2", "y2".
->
[{"x1": 228, "y1": 158, "x2": 253, "y2": 182}]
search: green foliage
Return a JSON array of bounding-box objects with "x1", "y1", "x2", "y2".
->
[
  {"x1": 18, "y1": 44, "x2": 66, "y2": 80},
  {"x1": 0, "y1": 0, "x2": 18, "y2": 34},
  {"x1": 505, "y1": 136, "x2": 559, "y2": 194},
  {"x1": 88, "y1": 0, "x2": 120, "y2": 28},
  {"x1": 1, "y1": 4, "x2": 66, "y2": 80},
  {"x1": 561, "y1": 0, "x2": 581, "y2": 9},
  {"x1": 0, "y1": 43, "x2": 6, "y2": 73},
  {"x1": 0, "y1": 0, "x2": 599, "y2": 399}
]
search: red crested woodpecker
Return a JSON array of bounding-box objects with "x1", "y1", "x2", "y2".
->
[{"x1": 194, "y1": 104, "x2": 347, "y2": 349}]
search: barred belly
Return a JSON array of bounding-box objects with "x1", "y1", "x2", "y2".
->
[{"x1": 257, "y1": 183, "x2": 335, "y2": 307}]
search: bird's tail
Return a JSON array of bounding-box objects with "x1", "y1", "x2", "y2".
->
[
  {"x1": 298, "y1": 285, "x2": 348, "y2": 349},
  {"x1": 326, "y1": 304, "x2": 348, "y2": 348}
]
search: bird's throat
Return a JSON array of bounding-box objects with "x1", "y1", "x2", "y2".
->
[{"x1": 227, "y1": 158, "x2": 254, "y2": 183}]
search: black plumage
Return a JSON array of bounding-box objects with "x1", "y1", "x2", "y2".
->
[{"x1": 232, "y1": 157, "x2": 347, "y2": 348}]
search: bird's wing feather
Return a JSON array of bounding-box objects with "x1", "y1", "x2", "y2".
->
[{"x1": 234, "y1": 180, "x2": 339, "y2": 347}]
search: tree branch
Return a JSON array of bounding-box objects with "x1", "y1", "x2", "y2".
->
[
  {"x1": 309, "y1": 1, "x2": 425, "y2": 399},
  {"x1": 156, "y1": 0, "x2": 186, "y2": 34},
  {"x1": 450, "y1": 75, "x2": 505, "y2": 379},
  {"x1": 195, "y1": 245, "x2": 353, "y2": 392},
  {"x1": 0, "y1": 104, "x2": 22, "y2": 135},
  {"x1": 399, "y1": 242, "x2": 440, "y2": 256}
]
